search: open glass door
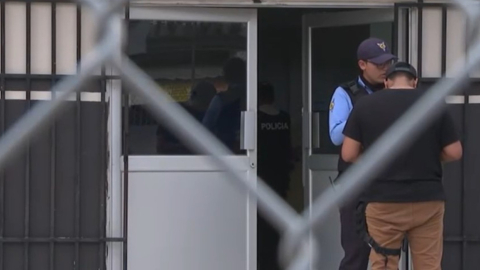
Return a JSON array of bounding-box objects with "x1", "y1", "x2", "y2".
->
[
  {"x1": 117, "y1": 7, "x2": 258, "y2": 270},
  {"x1": 301, "y1": 8, "x2": 404, "y2": 270}
]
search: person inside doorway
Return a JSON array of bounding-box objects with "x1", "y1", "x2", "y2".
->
[
  {"x1": 202, "y1": 57, "x2": 247, "y2": 154},
  {"x1": 341, "y1": 61, "x2": 462, "y2": 270},
  {"x1": 328, "y1": 37, "x2": 397, "y2": 270},
  {"x1": 257, "y1": 81, "x2": 293, "y2": 270},
  {"x1": 156, "y1": 81, "x2": 216, "y2": 154}
]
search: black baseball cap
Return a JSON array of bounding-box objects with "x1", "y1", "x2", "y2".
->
[
  {"x1": 357, "y1": 37, "x2": 397, "y2": 64},
  {"x1": 385, "y1": 61, "x2": 418, "y2": 79}
]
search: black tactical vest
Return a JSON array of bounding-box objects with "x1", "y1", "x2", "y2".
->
[{"x1": 337, "y1": 80, "x2": 370, "y2": 174}]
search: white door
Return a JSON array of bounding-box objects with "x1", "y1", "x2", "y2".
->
[
  {"x1": 119, "y1": 7, "x2": 258, "y2": 270},
  {"x1": 301, "y1": 8, "x2": 409, "y2": 270}
]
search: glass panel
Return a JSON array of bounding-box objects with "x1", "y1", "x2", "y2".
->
[
  {"x1": 310, "y1": 22, "x2": 393, "y2": 154},
  {"x1": 125, "y1": 20, "x2": 248, "y2": 155}
]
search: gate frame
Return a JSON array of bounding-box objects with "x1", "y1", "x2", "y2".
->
[
  {"x1": 394, "y1": 2, "x2": 479, "y2": 269},
  {"x1": 0, "y1": 1, "x2": 124, "y2": 270}
]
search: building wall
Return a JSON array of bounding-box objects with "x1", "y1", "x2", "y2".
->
[{"x1": 0, "y1": 2, "x2": 113, "y2": 270}]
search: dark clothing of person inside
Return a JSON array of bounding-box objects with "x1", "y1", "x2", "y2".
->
[
  {"x1": 156, "y1": 103, "x2": 205, "y2": 155},
  {"x1": 202, "y1": 57, "x2": 247, "y2": 154},
  {"x1": 256, "y1": 82, "x2": 293, "y2": 270},
  {"x1": 343, "y1": 89, "x2": 459, "y2": 203},
  {"x1": 257, "y1": 110, "x2": 292, "y2": 194},
  {"x1": 156, "y1": 80, "x2": 216, "y2": 155}
]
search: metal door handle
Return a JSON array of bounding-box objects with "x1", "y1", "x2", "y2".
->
[
  {"x1": 240, "y1": 111, "x2": 255, "y2": 150},
  {"x1": 302, "y1": 107, "x2": 309, "y2": 149},
  {"x1": 312, "y1": 112, "x2": 320, "y2": 149}
]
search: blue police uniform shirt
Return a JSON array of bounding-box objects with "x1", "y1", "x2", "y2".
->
[{"x1": 328, "y1": 77, "x2": 374, "y2": 146}]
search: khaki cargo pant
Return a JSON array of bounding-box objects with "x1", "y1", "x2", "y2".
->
[{"x1": 365, "y1": 201, "x2": 445, "y2": 270}]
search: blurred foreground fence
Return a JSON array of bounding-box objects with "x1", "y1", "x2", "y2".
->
[{"x1": 0, "y1": 0, "x2": 480, "y2": 269}]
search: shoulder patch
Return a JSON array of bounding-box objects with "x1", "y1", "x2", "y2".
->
[{"x1": 329, "y1": 100, "x2": 335, "y2": 111}]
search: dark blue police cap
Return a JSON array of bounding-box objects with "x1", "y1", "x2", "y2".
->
[{"x1": 357, "y1": 37, "x2": 397, "y2": 65}]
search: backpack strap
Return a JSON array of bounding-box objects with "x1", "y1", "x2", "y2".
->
[{"x1": 340, "y1": 80, "x2": 364, "y2": 95}]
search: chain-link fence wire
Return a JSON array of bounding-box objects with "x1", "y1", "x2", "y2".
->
[{"x1": 0, "y1": 0, "x2": 478, "y2": 269}]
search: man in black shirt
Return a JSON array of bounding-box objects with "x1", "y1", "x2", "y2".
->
[
  {"x1": 341, "y1": 62, "x2": 462, "y2": 270},
  {"x1": 257, "y1": 82, "x2": 293, "y2": 270},
  {"x1": 257, "y1": 82, "x2": 292, "y2": 196}
]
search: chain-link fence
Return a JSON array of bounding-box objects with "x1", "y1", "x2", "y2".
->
[{"x1": 0, "y1": 0, "x2": 479, "y2": 269}]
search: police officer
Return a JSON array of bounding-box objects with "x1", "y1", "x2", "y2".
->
[
  {"x1": 328, "y1": 37, "x2": 397, "y2": 270},
  {"x1": 257, "y1": 82, "x2": 293, "y2": 270},
  {"x1": 341, "y1": 61, "x2": 462, "y2": 270}
]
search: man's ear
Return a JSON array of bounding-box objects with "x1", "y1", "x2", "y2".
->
[
  {"x1": 358, "y1": 60, "x2": 367, "y2": 71},
  {"x1": 413, "y1": 78, "x2": 419, "y2": 88}
]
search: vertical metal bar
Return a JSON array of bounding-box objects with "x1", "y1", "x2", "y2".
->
[
  {"x1": 123, "y1": 5, "x2": 130, "y2": 270},
  {"x1": 417, "y1": 1, "x2": 424, "y2": 78},
  {"x1": 462, "y1": 4, "x2": 471, "y2": 270},
  {"x1": 25, "y1": 2, "x2": 32, "y2": 270},
  {"x1": 393, "y1": 4, "x2": 399, "y2": 56},
  {"x1": 190, "y1": 24, "x2": 196, "y2": 83},
  {"x1": 0, "y1": 2, "x2": 5, "y2": 270},
  {"x1": 432, "y1": 16, "x2": 450, "y2": 264},
  {"x1": 49, "y1": 2, "x2": 56, "y2": 270},
  {"x1": 121, "y1": 88, "x2": 129, "y2": 270},
  {"x1": 460, "y1": 93, "x2": 467, "y2": 270},
  {"x1": 406, "y1": 9, "x2": 410, "y2": 62},
  {"x1": 99, "y1": 29, "x2": 107, "y2": 270},
  {"x1": 441, "y1": 6, "x2": 447, "y2": 75},
  {"x1": 74, "y1": 4, "x2": 82, "y2": 270},
  {"x1": 405, "y1": 3, "x2": 422, "y2": 269}
]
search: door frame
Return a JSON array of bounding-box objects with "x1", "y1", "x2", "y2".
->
[
  {"x1": 301, "y1": 7, "x2": 395, "y2": 191},
  {"x1": 301, "y1": 7, "x2": 405, "y2": 270},
  {"x1": 108, "y1": 7, "x2": 258, "y2": 270}
]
